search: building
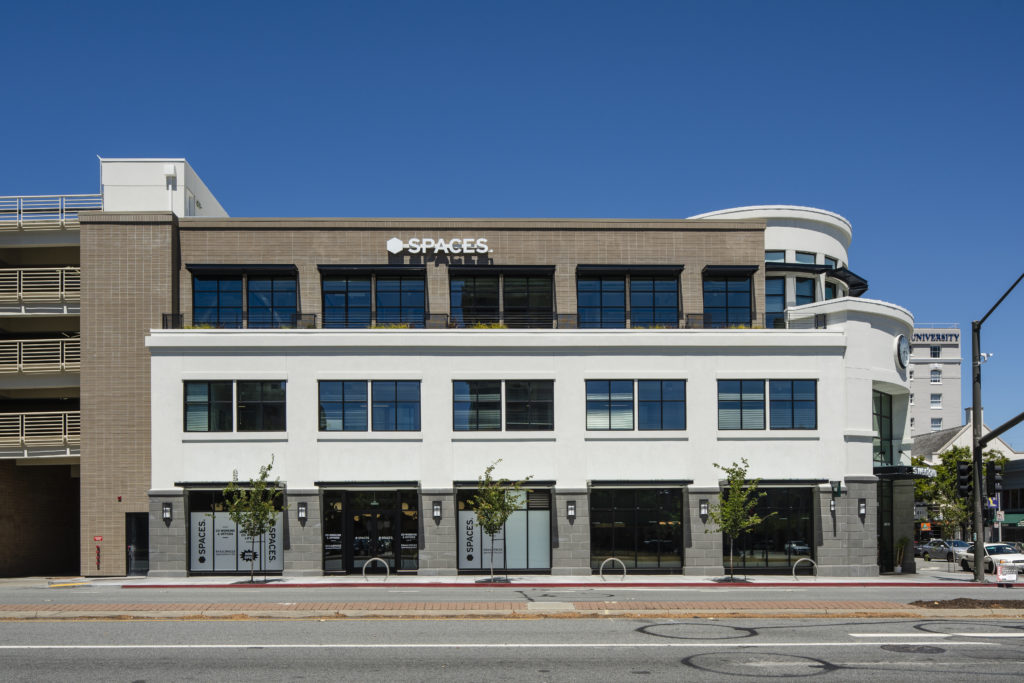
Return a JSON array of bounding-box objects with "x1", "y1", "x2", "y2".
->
[
  {"x1": 908, "y1": 325, "x2": 962, "y2": 436},
  {"x1": 8, "y1": 159, "x2": 920, "y2": 578}
]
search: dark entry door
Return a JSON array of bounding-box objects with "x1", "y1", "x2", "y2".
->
[
  {"x1": 351, "y1": 510, "x2": 395, "y2": 571},
  {"x1": 125, "y1": 512, "x2": 149, "y2": 576}
]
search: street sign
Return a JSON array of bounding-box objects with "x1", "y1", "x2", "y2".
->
[
  {"x1": 996, "y1": 510, "x2": 1005, "y2": 522},
  {"x1": 986, "y1": 497, "x2": 999, "y2": 509},
  {"x1": 93, "y1": 536, "x2": 103, "y2": 541},
  {"x1": 919, "y1": 522, "x2": 931, "y2": 531}
]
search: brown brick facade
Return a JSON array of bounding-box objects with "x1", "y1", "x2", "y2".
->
[{"x1": 79, "y1": 212, "x2": 176, "y2": 576}]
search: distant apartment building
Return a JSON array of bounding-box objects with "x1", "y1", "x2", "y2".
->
[{"x1": 908, "y1": 325, "x2": 962, "y2": 437}]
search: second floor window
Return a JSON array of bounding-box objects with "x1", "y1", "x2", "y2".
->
[
  {"x1": 586, "y1": 380, "x2": 634, "y2": 430},
  {"x1": 765, "y1": 277, "x2": 785, "y2": 328},
  {"x1": 453, "y1": 381, "x2": 502, "y2": 430},
  {"x1": 372, "y1": 381, "x2": 421, "y2": 431},
  {"x1": 930, "y1": 393, "x2": 942, "y2": 408},
  {"x1": 930, "y1": 369, "x2": 942, "y2": 384},
  {"x1": 237, "y1": 381, "x2": 287, "y2": 431},
  {"x1": 318, "y1": 381, "x2": 368, "y2": 431},
  {"x1": 769, "y1": 380, "x2": 817, "y2": 430},
  {"x1": 505, "y1": 380, "x2": 554, "y2": 431},
  {"x1": 718, "y1": 380, "x2": 765, "y2": 430},
  {"x1": 638, "y1": 380, "x2": 686, "y2": 430},
  {"x1": 184, "y1": 381, "x2": 233, "y2": 432}
]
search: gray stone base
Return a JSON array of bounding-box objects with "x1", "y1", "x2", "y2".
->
[
  {"x1": 684, "y1": 566, "x2": 726, "y2": 576},
  {"x1": 551, "y1": 566, "x2": 591, "y2": 576},
  {"x1": 146, "y1": 569, "x2": 187, "y2": 578},
  {"x1": 283, "y1": 569, "x2": 324, "y2": 577},
  {"x1": 816, "y1": 564, "x2": 880, "y2": 578},
  {"x1": 417, "y1": 568, "x2": 458, "y2": 576}
]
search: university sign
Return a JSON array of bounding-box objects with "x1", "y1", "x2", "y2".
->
[
  {"x1": 912, "y1": 332, "x2": 959, "y2": 343},
  {"x1": 386, "y1": 237, "x2": 492, "y2": 255}
]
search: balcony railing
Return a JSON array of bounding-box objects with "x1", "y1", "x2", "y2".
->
[
  {"x1": 0, "y1": 194, "x2": 102, "y2": 230},
  {"x1": 162, "y1": 311, "x2": 832, "y2": 330},
  {"x1": 0, "y1": 267, "x2": 81, "y2": 303},
  {"x1": 0, "y1": 337, "x2": 80, "y2": 373},
  {"x1": 0, "y1": 411, "x2": 80, "y2": 447}
]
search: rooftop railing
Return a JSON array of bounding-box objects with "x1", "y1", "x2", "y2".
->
[
  {"x1": 0, "y1": 194, "x2": 102, "y2": 230},
  {"x1": 0, "y1": 337, "x2": 80, "y2": 373},
  {"x1": 0, "y1": 267, "x2": 81, "y2": 304},
  {"x1": 161, "y1": 311, "x2": 832, "y2": 330},
  {"x1": 0, "y1": 411, "x2": 80, "y2": 447}
]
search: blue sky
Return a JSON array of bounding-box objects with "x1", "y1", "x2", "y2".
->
[{"x1": 2, "y1": 1, "x2": 1022, "y2": 448}]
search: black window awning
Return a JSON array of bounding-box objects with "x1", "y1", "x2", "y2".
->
[
  {"x1": 832, "y1": 267, "x2": 869, "y2": 297},
  {"x1": 702, "y1": 265, "x2": 759, "y2": 277},
  {"x1": 576, "y1": 265, "x2": 684, "y2": 277},
  {"x1": 317, "y1": 264, "x2": 426, "y2": 276},
  {"x1": 448, "y1": 265, "x2": 556, "y2": 275},
  {"x1": 186, "y1": 264, "x2": 297, "y2": 276},
  {"x1": 765, "y1": 263, "x2": 831, "y2": 275}
]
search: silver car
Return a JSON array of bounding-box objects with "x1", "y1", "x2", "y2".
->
[{"x1": 918, "y1": 539, "x2": 968, "y2": 562}]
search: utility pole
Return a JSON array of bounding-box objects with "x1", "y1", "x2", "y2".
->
[{"x1": 971, "y1": 272, "x2": 1024, "y2": 583}]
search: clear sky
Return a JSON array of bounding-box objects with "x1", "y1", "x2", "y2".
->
[{"x1": 2, "y1": 1, "x2": 1022, "y2": 449}]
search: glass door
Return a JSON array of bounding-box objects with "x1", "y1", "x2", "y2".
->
[{"x1": 351, "y1": 510, "x2": 395, "y2": 571}]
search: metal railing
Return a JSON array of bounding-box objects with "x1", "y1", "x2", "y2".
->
[
  {"x1": 161, "y1": 310, "x2": 832, "y2": 331},
  {"x1": 0, "y1": 194, "x2": 102, "y2": 230},
  {"x1": 0, "y1": 267, "x2": 81, "y2": 303},
  {"x1": 0, "y1": 411, "x2": 80, "y2": 446},
  {"x1": 0, "y1": 337, "x2": 80, "y2": 373}
]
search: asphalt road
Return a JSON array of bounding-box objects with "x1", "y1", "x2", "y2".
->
[{"x1": 1, "y1": 617, "x2": 1021, "y2": 681}]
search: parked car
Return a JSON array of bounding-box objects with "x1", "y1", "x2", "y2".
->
[
  {"x1": 947, "y1": 540, "x2": 971, "y2": 561},
  {"x1": 917, "y1": 539, "x2": 967, "y2": 562},
  {"x1": 784, "y1": 540, "x2": 811, "y2": 555},
  {"x1": 959, "y1": 543, "x2": 1024, "y2": 574}
]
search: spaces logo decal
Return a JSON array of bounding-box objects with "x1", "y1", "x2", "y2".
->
[{"x1": 386, "y1": 237, "x2": 491, "y2": 255}]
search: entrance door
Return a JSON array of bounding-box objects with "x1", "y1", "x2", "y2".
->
[
  {"x1": 351, "y1": 510, "x2": 395, "y2": 571},
  {"x1": 125, "y1": 512, "x2": 149, "y2": 576}
]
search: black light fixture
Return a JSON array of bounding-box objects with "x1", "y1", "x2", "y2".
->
[
  {"x1": 162, "y1": 502, "x2": 173, "y2": 522},
  {"x1": 858, "y1": 498, "x2": 867, "y2": 517},
  {"x1": 297, "y1": 501, "x2": 308, "y2": 522},
  {"x1": 566, "y1": 500, "x2": 576, "y2": 521},
  {"x1": 699, "y1": 499, "x2": 709, "y2": 522},
  {"x1": 830, "y1": 480, "x2": 842, "y2": 497},
  {"x1": 432, "y1": 500, "x2": 442, "y2": 522}
]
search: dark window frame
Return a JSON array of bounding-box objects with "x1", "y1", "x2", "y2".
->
[
  {"x1": 237, "y1": 380, "x2": 287, "y2": 432},
  {"x1": 702, "y1": 276, "x2": 753, "y2": 328},
  {"x1": 450, "y1": 274, "x2": 501, "y2": 326},
  {"x1": 322, "y1": 276, "x2": 373, "y2": 329},
  {"x1": 717, "y1": 380, "x2": 766, "y2": 430},
  {"x1": 769, "y1": 380, "x2": 818, "y2": 430},
  {"x1": 318, "y1": 380, "x2": 369, "y2": 432},
  {"x1": 246, "y1": 275, "x2": 298, "y2": 329},
  {"x1": 794, "y1": 277, "x2": 815, "y2": 306},
  {"x1": 453, "y1": 380, "x2": 503, "y2": 431},
  {"x1": 505, "y1": 380, "x2": 554, "y2": 431},
  {"x1": 637, "y1": 380, "x2": 686, "y2": 430},
  {"x1": 183, "y1": 381, "x2": 233, "y2": 432},
  {"x1": 586, "y1": 379, "x2": 635, "y2": 431},
  {"x1": 371, "y1": 380, "x2": 421, "y2": 431},
  {"x1": 577, "y1": 275, "x2": 627, "y2": 328},
  {"x1": 192, "y1": 275, "x2": 243, "y2": 328},
  {"x1": 375, "y1": 276, "x2": 426, "y2": 327}
]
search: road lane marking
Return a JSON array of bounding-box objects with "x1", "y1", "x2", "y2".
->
[
  {"x1": 851, "y1": 634, "x2": 951, "y2": 638},
  {"x1": 0, "y1": 642, "x2": 998, "y2": 650}
]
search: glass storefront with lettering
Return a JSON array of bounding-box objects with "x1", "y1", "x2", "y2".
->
[
  {"x1": 321, "y1": 490, "x2": 419, "y2": 573},
  {"x1": 589, "y1": 488, "x2": 684, "y2": 570},
  {"x1": 456, "y1": 489, "x2": 551, "y2": 571},
  {"x1": 725, "y1": 487, "x2": 814, "y2": 572},
  {"x1": 187, "y1": 490, "x2": 284, "y2": 574}
]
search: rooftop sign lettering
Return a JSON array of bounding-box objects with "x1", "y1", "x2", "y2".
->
[
  {"x1": 386, "y1": 237, "x2": 492, "y2": 255},
  {"x1": 912, "y1": 333, "x2": 959, "y2": 343}
]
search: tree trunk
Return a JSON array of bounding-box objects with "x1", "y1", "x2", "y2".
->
[
  {"x1": 489, "y1": 532, "x2": 495, "y2": 580},
  {"x1": 250, "y1": 536, "x2": 256, "y2": 583},
  {"x1": 729, "y1": 536, "x2": 734, "y2": 580}
]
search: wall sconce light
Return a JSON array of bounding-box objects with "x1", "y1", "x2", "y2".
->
[
  {"x1": 699, "y1": 499, "x2": 709, "y2": 522},
  {"x1": 432, "y1": 500, "x2": 442, "y2": 522},
  {"x1": 858, "y1": 498, "x2": 867, "y2": 517},
  {"x1": 830, "y1": 480, "x2": 842, "y2": 497},
  {"x1": 162, "y1": 502, "x2": 173, "y2": 522},
  {"x1": 297, "y1": 502, "x2": 308, "y2": 522},
  {"x1": 567, "y1": 500, "x2": 576, "y2": 521},
  {"x1": 829, "y1": 498, "x2": 836, "y2": 513}
]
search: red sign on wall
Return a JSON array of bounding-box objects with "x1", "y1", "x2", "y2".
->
[{"x1": 93, "y1": 536, "x2": 103, "y2": 541}]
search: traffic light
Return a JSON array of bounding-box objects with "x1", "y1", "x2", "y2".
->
[
  {"x1": 986, "y1": 462, "x2": 1003, "y2": 494},
  {"x1": 956, "y1": 461, "x2": 973, "y2": 498}
]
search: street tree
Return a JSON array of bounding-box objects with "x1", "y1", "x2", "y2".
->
[
  {"x1": 706, "y1": 458, "x2": 774, "y2": 581},
  {"x1": 913, "y1": 446, "x2": 1007, "y2": 539},
  {"x1": 223, "y1": 456, "x2": 285, "y2": 583},
  {"x1": 472, "y1": 459, "x2": 532, "y2": 581}
]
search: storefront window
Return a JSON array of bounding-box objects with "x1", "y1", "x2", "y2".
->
[
  {"x1": 590, "y1": 489, "x2": 683, "y2": 570},
  {"x1": 188, "y1": 490, "x2": 284, "y2": 574},
  {"x1": 321, "y1": 490, "x2": 419, "y2": 573},
  {"x1": 456, "y1": 490, "x2": 551, "y2": 570},
  {"x1": 725, "y1": 488, "x2": 814, "y2": 572}
]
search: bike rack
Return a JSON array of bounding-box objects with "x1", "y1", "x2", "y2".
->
[
  {"x1": 599, "y1": 557, "x2": 627, "y2": 581},
  {"x1": 362, "y1": 557, "x2": 390, "y2": 582},
  {"x1": 792, "y1": 557, "x2": 817, "y2": 581}
]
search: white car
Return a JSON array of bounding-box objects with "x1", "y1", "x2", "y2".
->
[{"x1": 960, "y1": 543, "x2": 1024, "y2": 574}]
